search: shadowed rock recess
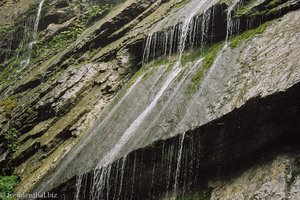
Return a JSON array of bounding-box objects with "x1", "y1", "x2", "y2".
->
[{"x1": 0, "y1": 0, "x2": 300, "y2": 199}]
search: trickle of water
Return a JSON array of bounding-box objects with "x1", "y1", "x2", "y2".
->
[
  {"x1": 33, "y1": 0, "x2": 45, "y2": 42},
  {"x1": 118, "y1": 156, "x2": 127, "y2": 200},
  {"x1": 20, "y1": 0, "x2": 45, "y2": 68},
  {"x1": 143, "y1": 0, "x2": 215, "y2": 64},
  {"x1": 36, "y1": 75, "x2": 144, "y2": 195},
  {"x1": 98, "y1": 66, "x2": 181, "y2": 167},
  {"x1": 200, "y1": 9, "x2": 212, "y2": 51},
  {"x1": 176, "y1": 42, "x2": 227, "y2": 133},
  {"x1": 172, "y1": 132, "x2": 186, "y2": 199},
  {"x1": 226, "y1": 0, "x2": 240, "y2": 42},
  {"x1": 136, "y1": 58, "x2": 203, "y2": 147},
  {"x1": 75, "y1": 174, "x2": 83, "y2": 200}
]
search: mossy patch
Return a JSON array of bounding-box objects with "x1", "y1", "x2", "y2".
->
[
  {"x1": 267, "y1": 0, "x2": 283, "y2": 8},
  {"x1": 0, "y1": 24, "x2": 11, "y2": 35},
  {"x1": 0, "y1": 98, "x2": 17, "y2": 114},
  {"x1": 3, "y1": 128, "x2": 20, "y2": 154},
  {"x1": 35, "y1": 20, "x2": 84, "y2": 58},
  {"x1": 181, "y1": 49, "x2": 203, "y2": 66},
  {"x1": 0, "y1": 175, "x2": 19, "y2": 200},
  {"x1": 82, "y1": 4, "x2": 114, "y2": 25},
  {"x1": 230, "y1": 21, "x2": 270, "y2": 48},
  {"x1": 186, "y1": 43, "x2": 223, "y2": 95},
  {"x1": 234, "y1": 0, "x2": 286, "y2": 18},
  {"x1": 35, "y1": 3, "x2": 114, "y2": 60}
]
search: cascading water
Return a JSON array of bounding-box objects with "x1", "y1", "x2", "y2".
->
[
  {"x1": 226, "y1": 0, "x2": 240, "y2": 42},
  {"x1": 90, "y1": 65, "x2": 182, "y2": 199},
  {"x1": 100, "y1": 68, "x2": 181, "y2": 167},
  {"x1": 33, "y1": 1, "x2": 248, "y2": 199},
  {"x1": 19, "y1": 0, "x2": 45, "y2": 68},
  {"x1": 36, "y1": 75, "x2": 145, "y2": 195},
  {"x1": 74, "y1": 1, "x2": 218, "y2": 197},
  {"x1": 142, "y1": 0, "x2": 217, "y2": 63},
  {"x1": 168, "y1": 0, "x2": 243, "y2": 197}
]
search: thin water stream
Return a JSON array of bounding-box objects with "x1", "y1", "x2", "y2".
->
[{"x1": 20, "y1": 0, "x2": 45, "y2": 67}]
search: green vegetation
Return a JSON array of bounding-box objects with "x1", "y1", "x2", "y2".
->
[
  {"x1": 0, "y1": 98, "x2": 17, "y2": 114},
  {"x1": 35, "y1": 20, "x2": 84, "y2": 57},
  {"x1": 234, "y1": 0, "x2": 285, "y2": 18},
  {"x1": 24, "y1": 0, "x2": 40, "y2": 17},
  {"x1": 26, "y1": 108, "x2": 37, "y2": 115},
  {"x1": 230, "y1": 21, "x2": 269, "y2": 48},
  {"x1": 0, "y1": 57, "x2": 24, "y2": 95},
  {"x1": 266, "y1": 7, "x2": 280, "y2": 16},
  {"x1": 35, "y1": 4, "x2": 113, "y2": 59},
  {"x1": 0, "y1": 24, "x2": 11, "y2": 35},
  {"x1": 3, "y1": 128, "x2": 20, "y2": 154},
  {"x1": 82, "y1": 4, "x2": 113, "y2": 25},
  {"x1": 0, "y1": 176, "x2": 19, "y2": 200},
  {"x1": 174, "y1": 0, "x2": 190, "y2": 9},
  {"x1": 234, "y1": 0, "x2": 256, "y2": 17},
  {"x1": 181, "y1": 49, "x2": 203, "y2": 66},
  {"x1": 267, "y1": 0, "x2": 282, "y2": 8},
  {"x1": 186, "y1": 43, "x2": 223, "y2": 95}
]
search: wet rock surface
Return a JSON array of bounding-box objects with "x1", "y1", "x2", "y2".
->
[{"x1": 0, "y1": 0, "x2": 299, "y2": 198}]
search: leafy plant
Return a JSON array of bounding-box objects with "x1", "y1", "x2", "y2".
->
[
  {"x1": 82, "y1": 4, "x2": 113, "y2": 24},
  {"x1": 3, "y1": 128, "x2": 19, "y2": 154},
  {"x1": 0, "y1": 175, "x2": 19, "y2": 200}
]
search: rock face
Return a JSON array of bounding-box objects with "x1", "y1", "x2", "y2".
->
[
  {"x1": 210, "y1": 153, "x2": 300, "y2": 200},
  {"x1": 0, "y1": 0, "x2": 299, "y2": 199}
]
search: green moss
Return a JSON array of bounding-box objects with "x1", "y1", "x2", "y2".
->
[
  {"x1": 0, "y1": 98, "x2": 17, "y2": 114},
  {"x1": 24, "y1": 0, "x2": 40, "y2": 17},
  {"x1": 186, "y1": 43, "x2": 223, "y2": 95},
  {"x1": 181, "y1": 49, "x2": 203, "y2": 66},
  {"x1": 230, "y1": 21, "x2": 269, "y2": 48},
  {"x1": 82, "y1": 4, "x2": 113, "y2": 25},
  {"x1": 0, "y1": 24, "x2": 11, "y2": 35},
  {"x1": 267, "y1": 0, "x2": 282, "y2": 8},
  {"x1": 174, "y1": 0, "x2": 190, "y2": 9},
  {"x1": 3, "y1": 128, "x2": 20, "y2": 154},
  {"x1": 35, "y1": 20, "x2": 84, "y2": 58},
  {"x1": 235, "y1": 0, "x2": 285, "y2": 18},
  {"x1": 267, "y1": 7, "x2": 280, "y2": 15},
  {"x1": 25, "y1": 108, "x2": 36, "y2": 115},
  {"x1": 0, "y1": 176, "x2": 19, "y2": 200},
  {"x1": 234, "y1": 0, "x2": 257, "y2": 17}
]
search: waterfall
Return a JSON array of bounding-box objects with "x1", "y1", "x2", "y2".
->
[
  {"x1": 89, "y1": 65, "x2": 182, "y2": 199},
  {"x1": 20, "y1": 0, "x2": 45, "y2": 68},
  {"x1": 35, "y1": 1, "x2": 248, "y2": 198},
  {"x1": 172, "y1": 132, "x2": 186, "y2": 199},
  {"x1": 226, "y1": 0, "x2": 240, "y2": 42},
  {"x1": 99, "y1": 67, "x2": 181, "y2": 167},
  {"x1": 142, "y1": 0, "x2": 216, "y2": 64},
  {"x1": 36, "y1": 75, "x2": 144, "y2": 194}
]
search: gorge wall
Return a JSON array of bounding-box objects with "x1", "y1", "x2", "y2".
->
[{"x1": 0, "y1": 0, "x2": 300, "y2": 199}]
